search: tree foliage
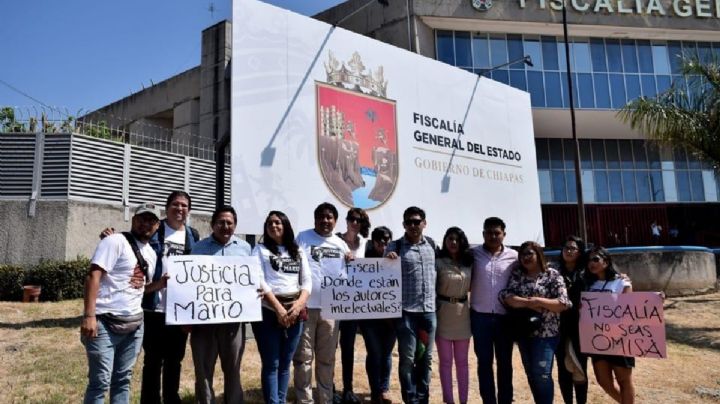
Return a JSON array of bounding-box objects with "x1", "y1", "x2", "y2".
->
[
  {"x1": 618, "y1": 54, "x2": 720, "y2": 167},
  {"x1": 0, "y1": 107, "x2": 27, "y2": 132}
]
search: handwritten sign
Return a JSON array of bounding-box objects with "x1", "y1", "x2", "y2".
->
[
  {"x1": 579, "y1": 292, "x2": 666, "y2": 358},
  {"x1": 320, "y1": 258, "x2": 402, "y2": 320},
  {"x1": 165, "y1": 255, "x2": 263, "y2": 325}
]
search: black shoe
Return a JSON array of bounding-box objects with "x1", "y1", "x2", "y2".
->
[
  {"x1": 333, "y1": 391, "x2": 343, "y2": 404},
  {"x1": 342, "y1": 389, "x2": 361, "y2": 404}
]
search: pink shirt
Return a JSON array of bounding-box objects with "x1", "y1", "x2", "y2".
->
[{"x1": 470, "y1": 245, "x2": 518, "y2": 314}]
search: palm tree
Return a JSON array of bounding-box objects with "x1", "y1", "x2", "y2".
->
[{"x1": 618, "y1": 54, "x2": 720, "y2": 166}]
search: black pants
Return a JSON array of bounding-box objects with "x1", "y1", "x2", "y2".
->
[
  {"x1": 555, "y1": 333, "x2": 588, "y2": 404},
  {"x1": 339, "y1": 320, "x2": 359, "y2": 391},
  {"x1": 140, "y1": 311, "x2": 188, "y2": 404}
]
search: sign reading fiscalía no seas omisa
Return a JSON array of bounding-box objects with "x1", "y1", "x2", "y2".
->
[
  {"x1": 519, "y1": 0, "x2": 720, "y2": 18},
  {"x1": 231, "y1": 0, "x2": 542, "y2": 246},
  {"x1": 579, "y1": 292, "x2": 667, "y2": 358}
]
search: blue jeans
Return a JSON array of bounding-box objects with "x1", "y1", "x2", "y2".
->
[
  {"x1": 252, "y1": 308, "x2": 303, "y2": 404},
  {"x1": 360, "y1": 319, "x2": 396, "y2": 396},
  {"x1": 470, "y1": 311, "x2": 514, "y2": 404},
  {"x1": 395, "y1": 311, "x2": 436, "y2": 404},
  {"x1": 81, "y1": 318, "x2": 144, "y2": 404},
  {"x1": 517, "y1": 336, "x2": 559, "y2": 404}
]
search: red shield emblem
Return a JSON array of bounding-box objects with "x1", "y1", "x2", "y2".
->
[{"x1": 316, "y1": 82, "x2": 398, "y2": 209}]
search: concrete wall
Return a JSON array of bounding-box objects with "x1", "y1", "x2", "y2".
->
[
  {"x1": 0, "y1": 200, "x2": 212, "y2": 266},
  {"x1": 613, "y1": 250, "x2": 717, "y2": 296}
]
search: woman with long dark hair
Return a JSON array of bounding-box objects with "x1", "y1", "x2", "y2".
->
[
  {"x1": 555, "y1": 236, "x2": 589, "y2": 404},
  {"x1": 584, "y1": 247, "x2": 635, "y2": 404},
  {"x1": 500, "y1": 241, "x2": 571, "y2": 404},
  {"x1": 435, "y1": 227, "x2": 473, "y2": 404},
  {"x1": 252, "y1": 211, "x2": 311, "y2": 404}
]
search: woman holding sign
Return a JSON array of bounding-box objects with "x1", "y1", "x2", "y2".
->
[
  {"x1": 435, "y1": 227, "x2": 473, "y2": 404},
  {"x1": 584, "y1": 247, "x2": 635, "y2": 404},
  {"x1": 252, "y1": 211, "x2": 312, "y2": 404},
  {"x1": 499, "y1": 241, "x2": 571, "y2": 404}
]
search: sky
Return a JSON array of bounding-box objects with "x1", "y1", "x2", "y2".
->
[{"x1": 0, "y1": 0, "x2": 346, "y2": 118}]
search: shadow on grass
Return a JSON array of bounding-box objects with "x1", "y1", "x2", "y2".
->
[
  {"x1": 0, "y1": 315, "x2": 81, "y2": 329},
  {"x1": 665, "y1": 322, "x2": 720, "y2": 352}
]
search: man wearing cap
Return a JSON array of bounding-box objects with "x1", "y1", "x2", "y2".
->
[{"x1": 80, "y1": 203, "x2": 162, "y2": 404}]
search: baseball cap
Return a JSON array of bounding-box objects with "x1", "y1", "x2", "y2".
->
[{"x1": 134, "y1": 202, "x2": 161, "y2": 220}]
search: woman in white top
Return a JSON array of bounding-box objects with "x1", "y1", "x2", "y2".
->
[
  {"x1": 252, "y1": 211, "x2": 311, "y2": 404},
  {"x1": 584, "y1": 246, "x2": 635, "y2": 404},
  {"x1": 336, "y1": 207, "x2": 370, "y2": 403}
]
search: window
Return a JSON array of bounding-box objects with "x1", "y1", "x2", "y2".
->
[
  {"x1": 621, "y1": 40, "x2": 639, "y2": 73},
  {"x1": 651, "y1": 44, "x2": 670, "y2": 74},
  {"x1": 472, "y1": 33, "x2": 491, "y2": 68},
  {"x1": 490, "y1": 35, "x2": 508, "y2": 66},
  {"x1": 637, "y1": 41, "x2": 654, "y2": 73},
  {"x1": 544, "y1": 72, "x2": 562, "y2": 107},
  {"x1": 590, "y1": 39, "x2": 607, "y2": 72},
  {"x1": 508, "y1": 34, "x2": 525, "y2": 69},
  {"x1": 436, "y1": 30, "x2": 455, "y2": 65},
  {"x1": 528, "y1": 71, "x2": 545, "y2": 106},
  {"x1": 455, "y1": 32, "x2": 472, "y2": 67},
  {"x1": 573, "y1": 41, "x2": 592, "y2": 72},
  {"x1": 542, "y1": 36, "x2": 559, "y2": 70},
  {"x1": 524, "y1": 37, "x2": 543, "y2": 70}
]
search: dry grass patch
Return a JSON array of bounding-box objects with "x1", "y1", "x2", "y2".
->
[{"x1": 1, "y1": 293, "x2": 719, "y2": 403}]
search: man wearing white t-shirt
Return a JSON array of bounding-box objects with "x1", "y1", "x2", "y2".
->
[
  {"x1": 293, "y1": 202, "x2": 350, "y2": 404},
  {"x1": 81, "y1": 203, "x2": 161, "y2": 404}
]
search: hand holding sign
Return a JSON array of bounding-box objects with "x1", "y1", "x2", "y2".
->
[{"x1": 579, "y1": 291, "x2": 666, "y2": 359}]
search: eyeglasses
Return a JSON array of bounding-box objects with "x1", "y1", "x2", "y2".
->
[
  {"x1": 563, "y1": 246, "x2": 579, "y2": 252},
  {"x1": 374, "y1": 237, "x2": 391, "y2": 245},
  {"x1": 589, "y1": 256, "x2": 604, "y2": 263},
  {"x1": 404, "y1": 219, "x2": 423, "y2": 226},
  {"x1": 347, "y1": 217, "x2": 362, "y2": 223}
]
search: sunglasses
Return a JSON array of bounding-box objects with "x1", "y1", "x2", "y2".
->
[
  {"x1": 347, "y1": 217, "x2": 363, "y2": 223},
  {"x1": 589, "y1": 256, "x2": 604, "y2": 263},
  {"x1": 404, "y1": 219, "x2": 423, "y2": 226}
]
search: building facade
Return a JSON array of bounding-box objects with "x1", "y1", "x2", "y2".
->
[{"x1": 316, "y1": 0, "x2": 720, "y2": 247}]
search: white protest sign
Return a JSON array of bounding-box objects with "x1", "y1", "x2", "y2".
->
[
  {"x1": 320, "y1": 258, "x2": 402, "y2": 320},
  {"x1": 165, "y1": 255, "x2": 263, "y2": 325}
]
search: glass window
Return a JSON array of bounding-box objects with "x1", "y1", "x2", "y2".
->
[
  {"x1": 656, "y1": 75, "x2": 672, "y2": 93},
  {"x1": 649, "y1": 170, "x2": 665, "y2": 201},
  {"x1": 676, "y1": 171, "x2": 691, "y2": 201},
  {"x1": 592, "y1": 139, "x2": 607, "y2": 169},
  {"x1": 573, "y1": 41, "x2": 592, "y2": 72},
  {"x1": 622, "y1": 171, "x2": 638, "y2": 202},
  {"x1": 647, "y1": 142, "x2": 661, "y2": 169},
  {"x1": 636, "y1": 171, "x2": 651, "y2": 202},
  {"x1": 561, "y1": 73, "x2": 579, "y2": 108},
  {"x1": 633, "y1": 140, "x2": 648, "y2": 169},
  {"x1": 508, "y1": 34, "x2": 525, "y2": 69},
  {"x1": 524, "y1": 37, "x2": 543, "y2": 70},
  {"x1": 595, "y1": 170, "x2": 610, "y2": 202},
  {"x1": 542, "y1": 36, "x2": 559, "y2": 70},
  {"x1": 455, "y1": 32, "x2": 472, "y2": 67},
  {"x1": 609, "y1": 74, "x2": 626, "y2": 108},
  {"x1": 594, "y1": 73, "x2": 611, "y2": 108},
  {"x1": 549, "y1": 139, "x2": 564, "y2": 169},
  {"x1": 472, "y1": 33, "x2": 491, "y2": 68},
  {"x1": 641, "y1": 75, "x2": 657, "y2": 98},
  {"x1": 566, "y1": 171, "x2": 577, "y2": 202},
  {"x1": 536, "y1": 139, "x2": 549, "y2": 169},
  {"x1": 552, "y1": 170, "x2": 568, "y2": 202},
  {"x1": 637, "y1": 40, "x2": 654, "y2": 73},
  {"x1": 625, "y1": 74, "x2": 641, "y2": 102},
  {"x1": 667, "y1": 41, "x2": 683, "y2": 74},
  {"x1": 580, "y1": 139, "x2": 593, "y2": 169},
  {"x1": 674, "y1": 148, "x2": 689, "y2": 169},
  {"x1": 590, "y1": 39, "x2": 607, "y2": 72},
  {"x1": 621, "y1": 40, "x2": 639, "y2": 73},
  {"x1": 563, "y1": 139, "x2": 576, "y2": 169},
  {"x1": 491, "y1": 69, "x2": 509, "y2": 85},
  {"x1": 544, "y1": 72, "x2": 562, "y2": 107},
  {"x1": 606, "y1": 39, "x2": 623, "y2": 72},
  {"x1": 527, "y1": 71, "x2": 545, "y2": 107},
  {"x1": 577, "y1": 73, "x2": 594, "y2": 108},
  {"x1": 436, "y1": 30, "x2": 455, "y2": 65},
  {"x1": 682, "y1": 41, "x2": 697, "y2": 58},
  {"x1": 690, "y1": 171, "x2": 705, "y2": 201},
  {"x1": 490, "y1": 35, "x2": 508, "y2": 66},
  {"x1": 688, "y1": 153, "x2": 702, "y2": 169},
  {"x1": 558, "y1": 42, "x2": 568, "y2": 72},
  {"x1": 619, "y1": 140, "x2": 634, "y2": 169},
  {"x1": 509, "y1": 70, "x2": 527, "y2": 91},
  {"x1": 606, "y1": 140, "x2": 620, "y2": 169},
  {"x1": 652, "y1": 44, "x2": 671, "y2": 74},
  {"x1": 609, "y1": 171, "x2": 623, "y2": 201}
]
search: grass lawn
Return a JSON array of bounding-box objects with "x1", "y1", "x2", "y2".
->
[{"x1": 1, "y1": 293, "x2": 719, "y2": 403}]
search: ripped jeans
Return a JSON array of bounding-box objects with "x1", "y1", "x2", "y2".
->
[{"x1": 517, "y1": 336, "x2": 559, "y2": 404}]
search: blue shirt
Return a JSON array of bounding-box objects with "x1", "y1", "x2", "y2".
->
[
  {"x1": 386, "y1": 236, "x2": 437, "y2": 313},
  {"x1": 191, "y1": 235, "x2": 252, "y2": 257}
]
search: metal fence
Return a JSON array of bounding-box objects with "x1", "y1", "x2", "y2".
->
[
  {"x1": 2, "y1": 107, "x2": 221, "y2": 160},
  {"x1": 0, "y1": 132, "x2": 230, "y2": 214}
]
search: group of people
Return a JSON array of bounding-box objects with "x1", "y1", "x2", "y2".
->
[{"x1": 80, "y1": 190, "x2": 636, "y2": 404}]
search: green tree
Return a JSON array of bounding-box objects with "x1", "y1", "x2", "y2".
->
[
  {"x1": 0, "y1": 107, "x2": 27, "y2": 132},
  {"x1": 618, "y1": 55, "x2": 720, "y2": 166}
]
